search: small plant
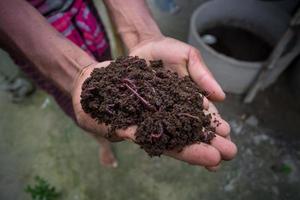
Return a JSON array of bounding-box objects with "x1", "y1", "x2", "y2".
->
[{"x1": 25, "y1": 176, "x2": 60, "y2": 200}]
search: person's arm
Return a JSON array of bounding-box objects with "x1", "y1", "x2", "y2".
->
[
  {"x1": 0, "y1": 0, "x2": 96, "y2": 95},
  {"x1": 103, "y1": 0, "x2": 162, "y2": 51}
]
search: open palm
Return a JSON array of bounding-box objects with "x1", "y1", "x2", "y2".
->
[
  {"x1": 130, "y1": 36, "x2": 237, "y2": 170},
  {"x1": 130, "y1": 37, "x2": 225, "y2": 101},
  {"x1": 72, "y1": 39, "x2": 237, "y2": 170}
]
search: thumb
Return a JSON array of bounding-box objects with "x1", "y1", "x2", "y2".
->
[
  {"x1": 115, "y1": 126, "x2": 137, "y2": 141},
  {"x1": 187, "y1": 48, "x2": 225, "y2": 101}
]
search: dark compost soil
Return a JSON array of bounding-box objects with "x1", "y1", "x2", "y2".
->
[{"x1": 80, "y1": 56, "x2": 216, "y2": 156}]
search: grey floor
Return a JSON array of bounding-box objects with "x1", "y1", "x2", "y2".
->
[{"x1": 1, "y1": 1, "x2": 300, "y2": 200}]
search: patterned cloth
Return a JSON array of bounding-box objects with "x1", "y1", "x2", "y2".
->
[
  {"x1": 14, "y1": 0, "x2": 111, "y2": 120},
  {"x1": 28, "y1": 0, "x2": 110, "y2": 60}
]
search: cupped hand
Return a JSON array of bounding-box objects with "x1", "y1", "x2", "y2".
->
[
  {"x1": 130, "y1": 36, "x2": 237, "y2": 169},
  {"x1": 129, "y1": 36, "x2": 226, "y2": 101},
  {"x1": 72, "y1": 59, "x2": 237, "y2": 170}
]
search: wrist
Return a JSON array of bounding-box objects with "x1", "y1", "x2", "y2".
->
[
  {"x1": 70, "y1": 62, "x2": 98, "y2": 98},
  {"x1": 53, "y1": 45, "x2": 97, "y2": 96},
  {"x1": 104, "y1": 0, "x2": 163, "y2": 51}
]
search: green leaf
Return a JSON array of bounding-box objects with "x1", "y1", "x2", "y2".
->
[{"x1": 25, "y1": 176, "x2": 61, "y2": 200}]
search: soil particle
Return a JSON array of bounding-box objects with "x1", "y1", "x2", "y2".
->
[{"x1": 80, "y1": 56, "x2": 216, "y2": 156}]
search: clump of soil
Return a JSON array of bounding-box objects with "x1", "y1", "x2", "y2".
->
[{"x1": 80, "y1": 56, "x2": 216, "y2": 156}]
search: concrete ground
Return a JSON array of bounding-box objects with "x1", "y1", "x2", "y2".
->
[{"x1": 1, "y1": 1, "x2": 300, "y2": 200}]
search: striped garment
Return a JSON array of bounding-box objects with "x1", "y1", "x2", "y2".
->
[
  {"x1": 13, "y1": 0, "x2": 111, "y2": 120},
  {"x1": 28, "y1": 0, "x2": 110, "y2": 60}
]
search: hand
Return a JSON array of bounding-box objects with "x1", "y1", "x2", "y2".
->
[
  {"x1": 72, "y1": 61, "x2": 130, "y2": 142},
  {"x1": 130, "y1": 36, "x2": 237, "y2": 170},
  {"x1": 72, "y1": 60, "x2": 237, "y2": 171},
  {"x1": 130, "y1": 36, "x2": 225, "y2": 101}
]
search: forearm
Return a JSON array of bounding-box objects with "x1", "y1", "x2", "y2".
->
[
  {"x1": 103, "y1": 0, "x2": 162, "y2": 51},
  {"x1": 0, "y1": 0, "x2": 96, "y2": 95}
]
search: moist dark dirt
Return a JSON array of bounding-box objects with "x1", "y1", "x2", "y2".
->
[{"x1": 80, "y1": 56, "x2": 216, "y2": 156}]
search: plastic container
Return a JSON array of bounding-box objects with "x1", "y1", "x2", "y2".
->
[{"x1": 188, "y1": 0, "x2": 290, "y2": 94}]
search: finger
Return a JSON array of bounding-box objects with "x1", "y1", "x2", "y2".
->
[
  {"x1": 203, "y1": 112, "x2": 230, "y2": 138},
  {"x1": 115, "y1": 126, "x2": 137, "y2": 141},
  {"x1": 209, "y1": 113, "x2": 231, "y2": 138},
  {"x1": 207, "y1": 101, "x2": 219, "y2": 113},
  {"x1": 213, "y1": 118, "x2": 231, "y2": 138},
  {"x1": 203, "y1": 96, "x2": 209, "y2": 110},
  {"x1": 165, "y1": 143, "x2": 221, "y2": 167},
  {"x1": 204, "y1": 103, "x2": 230, "y2": 138},
  {"x1": 206, "y1": 164, "x2": 221, "y2": 172},
  {"x1": 210, "y1": 135, "x2": 237, "y2": 160},
  {"x1": 116, "y1": 121, "x2": 222, "y2": 167},
  {"x1": 188, "y1": 48, "x2": 225, "y2": 101}
]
